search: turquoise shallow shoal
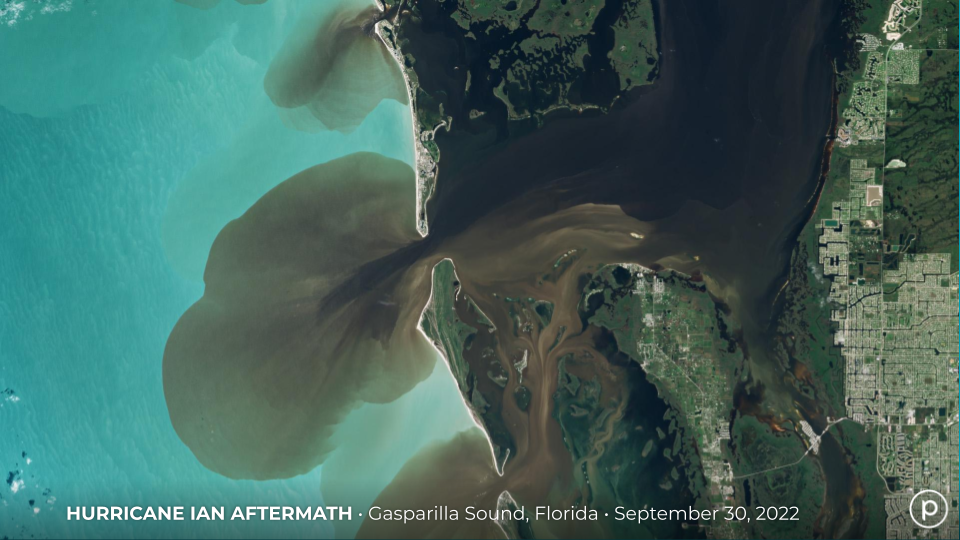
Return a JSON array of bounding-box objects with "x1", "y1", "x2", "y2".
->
[{"x1": 0, "y1": 2, "x2": 473, "y2": 538}]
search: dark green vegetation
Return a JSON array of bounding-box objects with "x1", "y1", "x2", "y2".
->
[
  {"x1": 781, "y1": 0, "x2": 890, "y2": 413},
  {"x1": 770, "y1": 242, "x2": 846, "y2": 407},
  {"x1": 553, "y1": 353, "x2": 607, "y2": 472},
  {"x1": 513, "y1": 384, "x2": 531, "y2": 411},
  {"x1": 419, "y1": 259, "x2": 516, "y2": 472},
  {"x1": 574, "y1": 265, "x2": 746, "y2": 537},
  {"x1": 883, "y1": 50, "x2": 959, "y2": 272},
  {"x1": 890, "y1": 0, "x2": 959, "y2": 49},
  {"x1": 379, "y1": 0, "x2": 660, "y2": 232},
  {"x1": 418, "y1": 0, "x2": 658, "y2": 123},
  {"x1": 730, "y1": 416, "x2": 825, "y2": 540},
  {"x1": 552, "y1": 347, "x2": 702, "y2": 540},
  {"x1": 378, "y1": 0, "x2": 659, "y2": 234},
  {"x1": 159, "y1": 1, "x2": 954, "y2": 538},
  {"x1": 773, "y1": 0, "x2": 959, "y2": 537},
  {"x1": 833, "y1": 423, "x2": 887, "y2": 540}
]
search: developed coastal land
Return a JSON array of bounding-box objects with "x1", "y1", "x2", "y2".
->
[
  {"x1": 158, "y1": 2, "x2": 952, "y2": 538},
  {"x1": 784, "y1": 0, "x2": 958, "y2": 536}
]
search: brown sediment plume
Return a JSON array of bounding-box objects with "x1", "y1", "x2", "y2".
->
[
  {"x1": 390, "y1": 203, "x2": 686, "y2": 538},
  {"x1": 162, "y1": 152, "x2": 434, "y2": 480},
  {"x1": 356, "y1": 429, "x2": 506, "y2": 540},
  {"x1": 163, "y1": 160, "x2": 722, "y2": 535},
  {"x1": 263, "y1": 1, "x2": 407, "y2": 133},
  {"x1": 159, "y1": 0, "x2": 850, "y2": 531}
]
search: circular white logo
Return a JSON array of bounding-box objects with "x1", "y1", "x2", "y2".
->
[{"x1": 909, "y1": 489, "x2": 949, "y2": 529}]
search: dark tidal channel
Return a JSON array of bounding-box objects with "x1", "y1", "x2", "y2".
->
[
  {"x1": 333, "y1": 0, "x2": 861, "y2": 536},
  {"x1": 410, "y1": 0, "x2": 855, "y2": 535},
  {"x1": 426, "y1": 0, "x2": 836, "y2": 327}
]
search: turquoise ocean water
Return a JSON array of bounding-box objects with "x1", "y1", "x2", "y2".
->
[{"x1": 0, "y1": 1, "x2": 473, "y2": 538}]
